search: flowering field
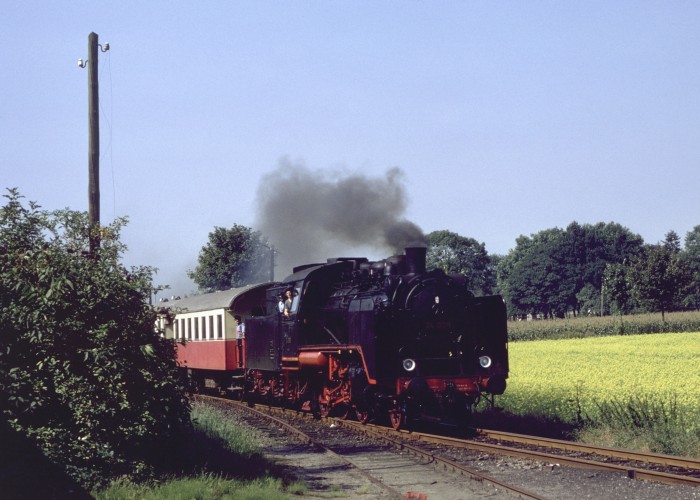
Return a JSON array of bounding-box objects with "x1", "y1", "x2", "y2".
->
[{"x1": 498, "y1": 332, "x2": 700, "y2": 427}]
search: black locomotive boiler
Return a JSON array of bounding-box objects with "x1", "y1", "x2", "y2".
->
[{"x1": 242, "y1": 244, "x2": 508, "y2": 429}]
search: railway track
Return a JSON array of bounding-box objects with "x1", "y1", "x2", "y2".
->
[
  {"x1": 342, "y1": 421, "x2": 700, "y2": 489},
  {"x1": 474, "y1": 428, "x2": 700, "y2": 484},
  {"x1": 195, "y1": 395, "x2": 699, "y2": 499},
  {"x1": 196, "y1": 395, "x2": 545, "y2": 498}
]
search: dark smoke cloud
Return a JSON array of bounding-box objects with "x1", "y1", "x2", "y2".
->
[{"x1": 255, "y1": 158, "x2": 425, "y2": 278}]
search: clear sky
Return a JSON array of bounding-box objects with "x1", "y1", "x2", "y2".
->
[{"x1": 2, "y1": 2, "x2": 699, "y2": 298}]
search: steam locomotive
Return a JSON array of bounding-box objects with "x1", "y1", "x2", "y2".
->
[{"x1": 158, "y1": 245, "x2": 508, "y2": 429}]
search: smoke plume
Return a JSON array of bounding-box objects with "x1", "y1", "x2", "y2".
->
[{"x1": 255, "y1": 158, "x2": 425, "y2": 278}]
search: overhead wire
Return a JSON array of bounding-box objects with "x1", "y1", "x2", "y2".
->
[{"x1": 98, "y1": 47, "x2": 116, "y2": 222}]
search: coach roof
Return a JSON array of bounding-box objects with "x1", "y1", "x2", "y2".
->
[{"x1": 157, "y1": 283, "x2": 272, "y2": 313}]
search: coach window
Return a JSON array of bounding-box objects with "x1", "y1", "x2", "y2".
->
[
  {"x1": 174, "y1": 320, "x2": 179, "y2": 339},
  {"x1": 187, "y1": 318, "x2": 192, "y2": 340},
  {"x1": 201, "y1": 316, "x2": 207, "y2": 340},
  {"x1": 216, "y1": 314, "x2": 223, "y2": 339},
  {"x1": 209, "y1": 316, "x2": 214, "y2": 340}
]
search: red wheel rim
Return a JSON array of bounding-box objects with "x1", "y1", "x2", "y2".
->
[{"x1": 389, "y1": 410, "x2": 403, "y2": 430}]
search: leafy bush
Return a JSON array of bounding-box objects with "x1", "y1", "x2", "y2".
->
[{"x1": 0, "y1": 189, "x2": 190, "y2": 488}]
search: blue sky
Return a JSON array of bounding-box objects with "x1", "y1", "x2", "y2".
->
[{"x1": 2, "y1": 2, "x2": 699, "y2": 297}]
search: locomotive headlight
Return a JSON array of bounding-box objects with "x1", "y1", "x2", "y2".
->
[
  {"x1": 402, "y1": 358, "x2": 417, "y2": 372},
  {"x1": 478, "y1": 355, "x2": 492, "y2": 368}
]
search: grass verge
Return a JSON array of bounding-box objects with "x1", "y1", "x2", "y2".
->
[{"x1": 94, "y1": 401, "x2": 306, "y2": 499}]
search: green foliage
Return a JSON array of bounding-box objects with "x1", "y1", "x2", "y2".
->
[
  {"x1": 627, "y1": 244, "x2": 694, "y2": 320},
  {"x1": 495, "y1": 221, "x2": 700, "y2": 318},
  {"x1": 604, "y1": 261, "x2": 631, "y2": 315},
  {"x1": 507, "y1": 310, "x2": 700, "y2": 341},
  {"x1": 682, "y1": 225, "x2": 700, "y2": 309},
  {"x1": 497, "y1": 228, "x2": 574, "y2": 317},
  {"x1": 426, "y1": 230, "x2": 496, "y2": 294},
  {"x1": 0, "y1": 189, "x2": 190, "y2": 489},
  {"x1": 188, "y1": 225, "x2": 272, "y2": 291}
]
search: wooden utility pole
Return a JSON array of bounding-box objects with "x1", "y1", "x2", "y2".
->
[{"x1": 88, "y1": 32, "x2": 100, "y2": 229}]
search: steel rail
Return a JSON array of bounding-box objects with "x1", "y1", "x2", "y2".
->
[
  {"x1": 347, "y1": 421, "x2": 700, "y2": 488},
  {"x1": 422, "y1": 432, "x2": 700, "y2": 488},
  {"x1": 195, "y1": 396, "x2": 406, "y2": 499},
  {"x1": 246, "y1": 405, "x2": 408, "y2": 499},
  {"x1": 475, "y1": 428, "x2": 700, "y2": 471},
  {"x1": 333, "y1": 419, "x2": 547, "y2": 499},
  {"x1": 196, "y1": 395, "x2": 700, "y2": 490},
  {"x1": 223, "y1": 399, "x2": 547, "y2": 499}
]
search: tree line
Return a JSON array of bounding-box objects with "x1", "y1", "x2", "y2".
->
[
  {"x1": 190, "y1": 222, "x2": 700, "y2": 321},
  {"x1": 496, "y1": 222, "x2": 698, "y2": 320}
]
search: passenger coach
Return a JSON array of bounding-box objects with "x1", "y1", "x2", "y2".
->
[{"x1": 157, "y1": 283, "x2": 273, "y2": 394}]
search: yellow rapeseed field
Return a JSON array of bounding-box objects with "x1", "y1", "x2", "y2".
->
[{"x1": 499, "y1": 332, "x2": 700, "y2": 426}]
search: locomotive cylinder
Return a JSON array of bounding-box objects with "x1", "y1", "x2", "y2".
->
[{"x1": 298, "y1": 351, "x2": 329, "y2": 368}]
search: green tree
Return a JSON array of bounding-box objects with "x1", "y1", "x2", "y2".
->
[
  {"x1": 664, "y1": 230, "x2": 682, "y2": 253},
  {"x1": 604, "y1": 261, "x2": 633, "y2": 315},
  {"x1": 0, "y1": 189, "x2": 190, "y2": 488},
  {"x1": 682, "y1": 225, "x2": 700, "y2": 309},
  {"x1": 497, "y1": 222, "x2": 643, "y2": 318},
  {"x1": 425, "y1": 230, "x2": 495, "y2": 294},
  {"x1": 188, "y1": 224, "x2": 272, "y2": 291},
  {"x1": 497, "y1": 228, "x2": 570, "y2": 318},
  {"x1": 575, "y1": 283, "x2": 602, "y2": 316},
  {"x1": 575, "y1": 222, "x2": 644, "y2": 293},
  {"x1": 628, "y1": 244, "x2": 693, "y2": 321}
]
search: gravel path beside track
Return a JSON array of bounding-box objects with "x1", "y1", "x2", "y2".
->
[{"x1": 205, "y1": 399, "x2": 700, "y2": 499}]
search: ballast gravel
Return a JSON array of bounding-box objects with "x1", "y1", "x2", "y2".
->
[{"x1": 223, "y1": 405, "x2": 700, "y2": 499}]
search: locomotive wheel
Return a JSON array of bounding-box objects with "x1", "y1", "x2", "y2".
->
[
  {"x1": 388, "y1": 408, "x2": 405, "y2": 431},
  {"x1": 453, "y1": 397, "x2": 473, "y2": 431},
  {"x1": 335, "y1": 403, "x2": 351, "y2": 420},
  {"x1": 318, "y1": 394, "x2": 331, "y2": 418},
  {"x1": 355, "y1": 406, "x2": 371, "y2": 424}
]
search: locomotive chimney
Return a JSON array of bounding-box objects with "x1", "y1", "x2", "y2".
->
[{"x1": 405, "y1": 244, "x2": 427, "y2": 274}]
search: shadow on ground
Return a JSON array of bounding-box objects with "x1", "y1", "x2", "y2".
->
[
  {"x1": 163, "y1": 428, "x2": 296, "y2": 484},
  {"x1": 0, "y1": 419, "x2": 92, "y2": 500},
  {"x1": 471, "y1": 408, "x2": 579, "y2": 440}
]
